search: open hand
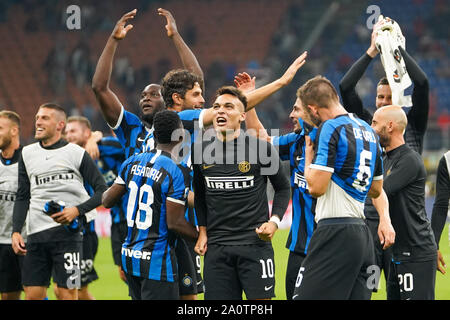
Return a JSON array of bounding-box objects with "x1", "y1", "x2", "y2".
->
[{"x1": 112, "y1": 9, "x2": 137, "y2": 40}]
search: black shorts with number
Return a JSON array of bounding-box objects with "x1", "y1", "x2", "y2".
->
[
  {"x1": 22, "y1": 240, "x2": 82, "y2": 289},
  {"x1": 285, "y1": 250, "x2": 306, "y2": 300},
  {"x1": 111, "y1": 221, "x2": 128, "y2": 266},
  {"x1": 176, "y1": 237, "x2": 202, "y2": 296},
  {"x1": 293, "y1": 217, "x2": 375, "y2": 300},
  {"x1": 184, "y1": 238, "x2": 204, "y2": 294},
  {"x1": 387, "y1": 258, "x2": 437, "y2": 300},
  {"x1": 125, "y1": 273, "x2": 178, "y2": 300},
  {"x1": 204, "y1": 242, "x2": 275, "y2": 300},
  {"x1": 80, "y1": 232, "x2": 99, "y2": 286},
  {"x1": 0, "y1": 244, "x2": 24, "y2": 292}
]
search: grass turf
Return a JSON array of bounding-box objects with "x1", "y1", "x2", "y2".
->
[{"x1": 45, "y1": 223, "x2": 450, "y2": 300}]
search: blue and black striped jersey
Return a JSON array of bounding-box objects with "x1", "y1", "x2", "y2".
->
[
  {"x1": 272, "y1": 123, "x2": 317, "y2": 255},
  {"x1": 97, "y1": 136, "x2": 126, "y2": 224},
  {"x1": 117, "y1": 149, "x2": 190, "y2": 282},
  {"x1": 311, "y1": 113, "x2": 383, "y2": 222}
]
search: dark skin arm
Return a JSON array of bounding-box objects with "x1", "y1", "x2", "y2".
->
[
  {"x1": 166, "y1": 200, "x2": 198, "y2": 241},
  {"x1": 92, "y1": 9, "x2": 136, "y2": 127},
  {"x1": 102, "y1": 183, "x2": 126, "y2": 209}
]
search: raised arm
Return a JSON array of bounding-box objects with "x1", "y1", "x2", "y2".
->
[
  {"x1": 92, "y1": 9, "x2": 137, "y2": 127},
  {"x1": 234, "y1": 72, "x2": 271, "y2": 141},
  {"x1": 158, "y1": 8, "x2": 204, "y2": 83},
  {"x1": 245, "y1": 51, "x2": 307, "y2": 110},
  {"x1": 400, "y1": 47, "x2": 429, "y2": 134},
  {"x1": 339, "y1": 21, "x2": 383, "y2": 122}
]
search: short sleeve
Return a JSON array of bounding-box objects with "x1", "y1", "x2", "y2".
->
[{"x1": 310, "y1": 121, "x2": 338, "y2": 173}]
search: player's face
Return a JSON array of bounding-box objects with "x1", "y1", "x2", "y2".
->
[
  {"x1": 35, "y1": 107, "x2": 63, "y2": 142},
  {"x1": 289, "y1": 100, "x2": 302, "y2": 132},
  {"x1": 375, "y1": 85, "x2": 392, "y2": 109},
  {"x1": 371, "y1": 112, "x2": 390, "y2": 147},
  {"x1": 0, "y1": 117, "x2": 13, "y2": 150},
  {"x1": 181, "y1": 82, "x2": 205, "y2": 110},
  {"x1": 139, "y1": 84, "x2": 165, "y2": 117},
  {"x1": 302, "y1": 103, "x2": 322, "y2": 127},
  {"x1": 212, "y1": 94, "x2": 245, "y2": 134},
  {"x1": 65, "y1": 121, "x2": 90, "y2": 147}
]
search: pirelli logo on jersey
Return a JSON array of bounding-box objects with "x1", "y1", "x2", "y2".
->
[
  {"x1": 294, "y1": 172, "x2": 307, "y2": 190},
  {"x1": 0, "y1": 191, "x2": 16, "y2": 202},
  {"x1": 35, "y1": 170, "x2": 76, "y2": 186},
  {"x1": 205, "y1": 176, "x2": 254, "y2": 190}
]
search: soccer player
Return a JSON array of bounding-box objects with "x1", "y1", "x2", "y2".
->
[
  {"x1": 431, "y1": 150, "x2": 450, "y2": 275},
  {"x1": 64, "y1": 116, "x2": 125, "y2": 299},
  {"x1": 234, "y1": 69, "x2": 316, "y2": 300},
  {"x1": 292, "y1": 76, "x2": 395, "y2": 300},
  {"x1": 193, "y1": 86, "x2": 291, "y2": 300},
  {"x1": 102, "y1": 110, "x2": 198, "y2": 300},
  {"x1": 92, "y1": 9, "x2": 308, "y2": 299},
  {"x1": 371, "y1": 105, "x2": 438, "y2": 300},
  {"x1": 339, "y1": 21, "x2": 429, "y2": 291},
  {"x1": 0, "y1": 111, "x2": 25, "y2": 300},
  {"x1": 11, "y1": 103, "x2": 107, "y2": 300}
]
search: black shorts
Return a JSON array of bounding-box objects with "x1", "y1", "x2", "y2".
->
[
  {"x1": 387, "y1": 258, "x2": 437, "y2": 300},
  {"x1": 203, "y1": 242, "x2": 275, "y2": 300},
  {"x1": 111, "y1": 221, "x2": 128, "y2": 266},
  {"x1": 365, "y1": 218, "x2": 393, "y2": 291},
  {"x1": 125, "y1": 273, "x2": 178, "y2": 300},
  {"x1": 293, "y1": 218, "x2": 375, "y2": 300},
  {"x1": 0, "y1": 244, "x2": 24, "y2": 292},
  {"x1": 285, "y1": 250, "x2": 306, "y2": 300},
  {"x1": 22, "y1": 241, "x2": 82, "y2": 289},
  {"x1": 185, "y1": 238, "x2": 204, "y2": 294},
  {"x1": 80, "y1": 232, "x2": 99, "y2": 286},
  {"x1": 176, "y1": 237, "x2": 201, "y2": 296}
]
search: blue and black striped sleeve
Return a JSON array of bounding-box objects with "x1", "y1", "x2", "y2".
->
[{"x1": 311, "y1": 121, "x2": 338, "y2": 173}]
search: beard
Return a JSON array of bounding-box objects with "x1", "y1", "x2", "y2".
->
[
  {"x1": 377, "y1": 127, "x2": 390, "y2": 148},
  {"x1": 0, "y1": 135, "x2": 11, "y2": 150},
  {"x1": 141, "y1": 105, "x2": 164, "y2": 127}
]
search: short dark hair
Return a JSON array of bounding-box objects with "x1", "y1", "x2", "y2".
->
[
  {"x1": 153, "y1": 110, "x2": 182, "y2": 144},
  {"x1": 214, "y1": 86, "x2": 248, "y2": 111},
  {"x1": 161, "y1": 69, "x2": 204, "y2": 108},
  {"x1": 67, "y1": 116, "x2": 91, "y2": 130},
  {"x1": 377, "y1": 76, "x2": 389, "y2": 86},
  {"x1": 39, "y1": 103, "x2": 67, "y2": 119},
  {"x1": 0, "y1": 110, "x2": 20, "y2": 127},
  {"x1": 297, "y1": 75, "x2": 339, "y2": 109}
]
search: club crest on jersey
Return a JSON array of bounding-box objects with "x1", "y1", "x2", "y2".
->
[
  {"x1": 238, "y1": 161, "x2": 251, "y2": 173},
  {"x1": 205, "y1": 176, "x2": 254, "y2": 190}
]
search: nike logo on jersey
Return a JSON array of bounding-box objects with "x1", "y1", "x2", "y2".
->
[
  {"x1": 45, "y1": 155, "x2": 53, "y2": 160},
  {"x1": 137, "y1": 137, "x2": 146, "y2": 142},
  {"x1": 202, "y1": 164, "x2": 215, "y2": 170},
  {"x1": 296, "y1": 156, "x2": 304, "y2": 162},
  {"x1": 264, "y1": 285, "x2": 273, "y2": 291}
]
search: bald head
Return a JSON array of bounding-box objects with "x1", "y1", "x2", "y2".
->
[{"x1": 371, "y1": 105, "x2": 407, "y2": 149}]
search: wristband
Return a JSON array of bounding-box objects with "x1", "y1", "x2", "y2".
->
[{"x1": 269, "y1": 215, "x2": 281, "y2": 229}]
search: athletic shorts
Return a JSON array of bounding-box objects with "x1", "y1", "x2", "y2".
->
[
  {"x1": 22, "y1": 241, "x2": 82, "y2": 289},
  {"x1": 0, "y1": 244, "x2": 24, "y2": 292},
  {"x1": 111, "y1": 221, "x2": 128, "y2": 266},
  {"x1": 185, "y1": 238, "x2": 204, "y2": 293},
  {"x1": 365, "y1": 218, "x2": 393, "y2": 292},
  {"x1": 125, "y1": 273, "x2": 178, "y2": 300},
  {"x1": 387, "y1": 258, "x2": 437, "y2": 300},
  {"x1": 293, "y1": 217, "x2": 375, "y2": 300},
  {"x1": 176, "y1": 237, "x2": 201, "y2": 296},
  {"x1": 80, "y1": 232, "x2": 99, "y2": 286},
  {"x1": 203, "y1": 242, "x2": 275, "y2": 300},
  {"x1": 285, "y1": 250, "x2": 306, "y2": 300}
]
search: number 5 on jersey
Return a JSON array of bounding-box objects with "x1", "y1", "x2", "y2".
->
[{"x1": 126, "y1": 181, "x2": 154, "y2": 230}]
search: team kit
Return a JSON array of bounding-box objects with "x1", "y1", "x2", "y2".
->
[{"x1": 0, "y1": 9, "x2": 443, "y2": 301}]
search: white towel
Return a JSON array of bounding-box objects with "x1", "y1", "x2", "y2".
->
[{"x1": 375, "y1": 16, "x2": 412, "y2": 107}]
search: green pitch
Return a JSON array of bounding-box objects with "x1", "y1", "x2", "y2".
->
[{"x1": 45, "y1": 223, "x2": 450, "y2": 300}]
